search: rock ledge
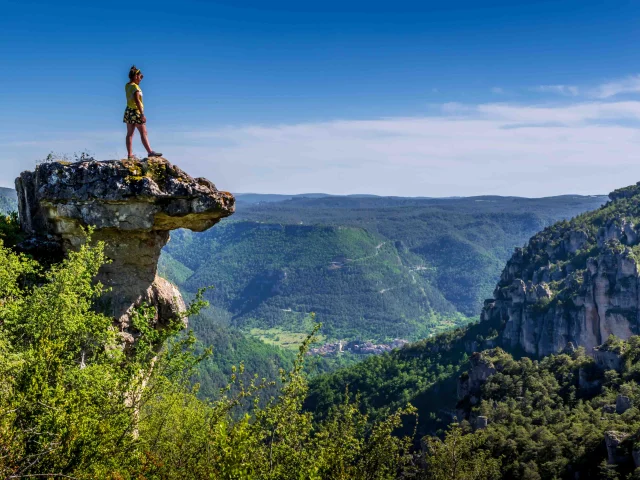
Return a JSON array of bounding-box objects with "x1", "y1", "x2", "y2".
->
[{"x1": 15, "y1": 157, "x2": 235, "y2": 342}]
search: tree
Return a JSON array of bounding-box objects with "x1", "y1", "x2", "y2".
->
[
  {"x1": 0, "y1": 237, "x2": 419, "y2": 479},
  {"x1": 424, "y1": 423, "x2": 501, "y2": 480}
]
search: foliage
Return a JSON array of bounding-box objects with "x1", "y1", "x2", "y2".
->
[
  {"x1": 0, "y1": 236, "x2": 141, "y2": 476},
  {"x1": 494, "y1": 189, "x2": 640, "y2": 306},
  {"x1": 36, "y1": 150, "x2": 96, "y2": 165},
  {"x1": 188, "y1": 318, "x2": 295, "y2": 401},
  {"x1": 425, "y1": 337, "x2": 640, "y2": 479},
  {"x1": 161, "y1": 194, "x2": 604, "y2": 345},
  {"x1": 0, "y1": 239, "x2": 420, "y2": 479},
  {"x1": 0, "y1": 211, "x2": 22, "y2": 247},
  {"x1": 162, "y1": 223, "x2": 466, "y2": 343},
  {"x1": 425, "y1": 423, "x2": 501, "y2": 480},
  {"x1": 305, "y1": 318, "x2": 500, "y2": 437}
]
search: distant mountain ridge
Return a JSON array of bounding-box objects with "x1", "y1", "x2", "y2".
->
[
  {"x1": 0, "y1": 187, "x2": 17, "y2": 199},
  {"x1": 0, "y1": 187, "x2": 17, "y2": 214},
  {"x1": 161, "y1": 192, "x2": 607, "y2": 343}
]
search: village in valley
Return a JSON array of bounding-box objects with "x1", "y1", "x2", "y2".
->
[{"x1": 308, "y1": 338, "x2": 409, "y2": 356}]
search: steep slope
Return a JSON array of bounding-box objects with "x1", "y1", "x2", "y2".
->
[
  {"x1": 482, "y1": 182, "x2": 640, "y2": 357},
  {"x1": 305, "y1": 185, "x2": 640, "y2": 479},
  {"x1": 448, "y1": 337, "x2": 640, "y2": 479},
  {"x1": 230, "y1": 194, "x2": 607, "y2": 316},
  {"x1": 0, "y1": 187, "x2": 17, "y2": 214},
  {"x1": 305, "y1": 318, "x2": 500, "y2": 437},
  {"x1": 162, "y1": 221, "x2": 463, "y2": 341},
  {"x1": 189, "y1": 318, "x2": 294, "y2": 400},
  {"x1": 162, "y1": 194, "x2": 605, "y2": 343},
  {"x1": 306, "y1": 189, "x2": 634, "y2": 437}
]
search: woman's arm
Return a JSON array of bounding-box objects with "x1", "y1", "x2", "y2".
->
[{"x1": 134, "y1": 91, "x2": 146, "y2": 123}]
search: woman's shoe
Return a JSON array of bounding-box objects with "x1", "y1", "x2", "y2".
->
[{"x1": 148, "y1": 151, "x2": 163, "y2": 157}]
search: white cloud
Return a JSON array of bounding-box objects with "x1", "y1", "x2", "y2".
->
[
  {"x1": 156, "y1": 101, "x2": 640, "y2": 197},
  {"x1": 3, "y1": 101, "x2": 640, "y2": 197},
  {"x1": 531, "y1": 75, "x2": 640, "y2": 99},
  {"x1": 591, "y1": 75, "x2": 640, "y2": 99},
  {"x1": 532, "y1": 85, "x2": 580, "y2": 96}
]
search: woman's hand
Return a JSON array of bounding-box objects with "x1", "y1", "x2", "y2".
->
[{"x1": 134, "y1": 91, "x2": 145, "y2": 123}]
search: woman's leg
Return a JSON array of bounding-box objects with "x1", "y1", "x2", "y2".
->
[
  {"x1": 126, "y1": 123, "x2": 136, "y2": 157},
  {"x1": 136, "y1": 124, "x2": 153, "y2": 155}
]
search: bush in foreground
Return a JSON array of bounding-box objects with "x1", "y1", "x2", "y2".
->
[{"x1": 0, "y1": 238, "x2": 420, "y2": 479}]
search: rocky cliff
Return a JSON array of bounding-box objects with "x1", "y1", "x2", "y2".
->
[
  {"x1": 482, "y1": 182, "x2": 640, "y2": 357},
  {"x1": 15, "y1": 157, "x2": 234, "y2": 344}
]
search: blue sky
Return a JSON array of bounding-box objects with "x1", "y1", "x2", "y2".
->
[{"x1": 2, "y1": 0, "x2": 640, "y2": 196}]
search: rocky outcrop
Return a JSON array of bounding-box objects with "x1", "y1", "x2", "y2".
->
[
  {"x1": 605, "y1": 431, "x2": 631, "y2": 465},
  {"x1": 475, "y1": 416, "x2": 488, "y2": 430},
  {"x1": 481, "y1": 182, "x2": 640, "y2": 357},
  {"x1": 594, "y1": 343, "x2": 625, "y2": 371},
  {"x1": 457, "y1": 350, "x2": 500, "y2": 404},
  {"x1": 616, "y1": 394, "x2": 632, "y2": 414},
  {"x1": 15, "y1": 157, "x2": 234, "y2": 343}
]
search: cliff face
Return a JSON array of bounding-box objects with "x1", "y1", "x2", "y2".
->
[
  {"x1": 15, "y1": 157, "x2": 234, "y2": 343},
  {"x1": 482, "y1": 182, "x2": 640, "y2": 357}
]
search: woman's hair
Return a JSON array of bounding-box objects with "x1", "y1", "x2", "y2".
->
[{"x1": 128, "y1": 65, "x2": 142, "y2": 81}]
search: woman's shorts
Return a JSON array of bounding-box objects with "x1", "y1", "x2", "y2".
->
[{"x1": 123, "y1": 107, "x2": 144, "y2": 124}]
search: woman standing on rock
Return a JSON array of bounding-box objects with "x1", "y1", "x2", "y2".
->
[{"x1": 124, "y1": 65, "x2": 162, "y2": 159}]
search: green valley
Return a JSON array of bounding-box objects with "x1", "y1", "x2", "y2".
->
[{"x1": 161, "y1": 194, "x2": 607, "y2": 345}]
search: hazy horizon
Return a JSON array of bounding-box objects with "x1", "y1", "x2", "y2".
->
[{"x1": 0, "y1": 183, "x2": 610, "y2": 201}]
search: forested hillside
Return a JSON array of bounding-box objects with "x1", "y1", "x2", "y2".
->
[
  {"x1": 428, "y1": 338, "x2": 640, "y2": 479},
  {"x1": 0, "y1": 233, "x2": 419, "y2": 479},
  {"x1": 1, "y1": 187, "x2": 606, "y2": 344},
  {"x1": 0, "y1": 187, "x2": 17, "y2": 213},
  {"x1": 305, "y1": 316, "x2": 500, "y2": 437},
  {"x1": 162, "y1": 223, "x2": 463, "y2": 341},
  {"x1": 189, "y1": 317, "x2": 294, "y2": 399},
  {"x1": 7, "y1": 217, "x2": 640, "y2": 478},
  {"x1": 306, "y1": 183, "x2": 640, "y2": 479},
  {"x1": 162, "y1": 194, "x2": 606, "y2": 345}
]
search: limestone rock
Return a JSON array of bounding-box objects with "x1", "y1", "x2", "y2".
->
[
  {"x1": 594, "y1": 345, "x2": 625, "y2": 372},
  {"x1": 15, "y1": 158, "x2": 235, "y2": 343},
  {"x1": 475, "y1": 416, "x2": 488, "y2": 430},
  {"x1": 457, "y1": 351, "x2": 498, "y2": 402},
  {"x1": 564, "y1": 230, "x2": 588, "y2": 255},
  {"x1": 609, "y1": 182, "x2": 640, "y2": 202},
  {"x1": 604, "y1": 431, "x2": 630, "y2": 465},
  {"x1": 616, "y1": 394, "x2": 632, "y2": 414},
  {"x1": 481, "y1": 182, "x2": 640, "y2": 357}
]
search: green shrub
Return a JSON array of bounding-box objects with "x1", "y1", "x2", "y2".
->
[{"x1": 0, "y1": 239, "x2": 418, "y2": 479}]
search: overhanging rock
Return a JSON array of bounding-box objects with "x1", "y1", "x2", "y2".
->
[{"x1": 15, "y1": 157, "x2": 235, "y2": 344}]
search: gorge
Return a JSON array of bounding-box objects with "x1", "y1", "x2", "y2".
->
[{"x1": 481, "y1": 182, "x2": 640, "y2": 357}]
